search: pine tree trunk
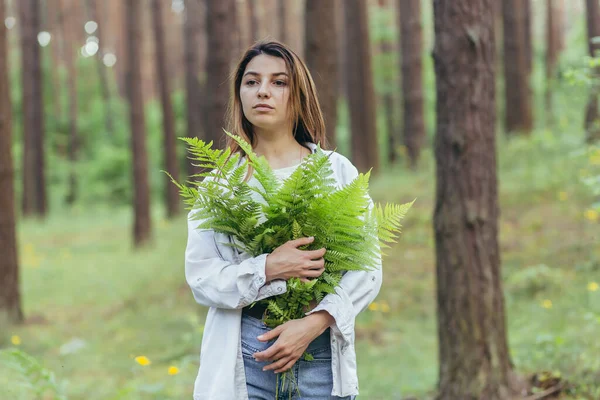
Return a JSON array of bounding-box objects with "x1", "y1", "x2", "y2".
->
[
  {"x1": 398, "y1": 0, "x2": 425, "y2": 169},
  {"x1": 523, "y1": 0, "x2": 533, "y2": 76},
  {"x1": 0, "y1": 0, "x2": 23, "y2": 324},
  {"x1": 247, "y1": 0, "x2": 259, "y2": 44},
  {"x1": 151, "y1": 0, "x2": 180, "y2": 218},
  {"x1": 86, "y1": 0, "x2": 115, "y2": 137},
  {"x1": 502, "y1": 0, "x2": 533, "y2": 134},
  {"x1": 206, "y1": 0, "x2": 236, "y2": 149},
  {"x1": 433, "y1": 0, "x2": 523, "y2": 398},
  {"x1": 545, "y1": 0, "x2": 562, "y2": 124},
  {"x1": 183, "y1": 0, "x2": 206, "y2": 177},
  {"x1": 344, "y1": 0, "x2": 379, "y2": 173},
  {"x1": 19, "y1": 0, "x2": 47, "y2": 217},
  {"x1": 125, "y1": 0, "x2": 152, "y2": 247},
  {"x1": 59, "y1": 0, "x2": 79, "y2": 205},
  {"x1": 585, "y1": 0, "x2": 600, "y2": 143},
  {"x1": 46, "y1": 0, "x2": 64, "y2": 119},
  {"x1": 278, "y1": 0, "x2": 287, "y2": 43},
  {"x1": 305, "y1": 0, "x2": 338, "y2": 149},
  {"x1": 378, "y1": 0, "x2": 399, "y2": 164}
]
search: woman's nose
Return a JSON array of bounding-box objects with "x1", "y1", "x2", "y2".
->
[{"x1": 257, "y1": 82, "x2": 270, "y2": 98}]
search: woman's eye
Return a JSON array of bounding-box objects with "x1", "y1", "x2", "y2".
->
[
  {"x1": 245, "y1": 80, "x2": 258, "y2": 86},
  {"x1": 274, "y1": 80, "x2": 287, "y2": 87}
]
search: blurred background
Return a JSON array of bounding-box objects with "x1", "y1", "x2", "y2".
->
[{"x1": 0, "y1": 0, "x2": 599, "y2": 399}]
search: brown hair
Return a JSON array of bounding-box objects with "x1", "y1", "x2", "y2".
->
[{"x1": 225, "y1": 40, "x2": 328, "y2": 156}]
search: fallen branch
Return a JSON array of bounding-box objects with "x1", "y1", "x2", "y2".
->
[{"x1": 522, "y1": 384, "x2": 563, "y2": 400}]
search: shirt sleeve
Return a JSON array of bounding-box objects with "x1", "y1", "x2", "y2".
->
[
  {"x1": 305, "y1": 157, "x2": 383, "y2": 347},
  {"x1": 185, "y1": 211, "x2": 287, "y2": 309}
]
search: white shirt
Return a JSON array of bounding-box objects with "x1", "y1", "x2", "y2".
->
[{"x1": 185, "y1": 143, "x2": 383, "y2": 400}]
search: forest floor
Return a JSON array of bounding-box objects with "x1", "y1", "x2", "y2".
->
[{"x1": 1, "y1": 130, "x2": 599, "y2": 400}]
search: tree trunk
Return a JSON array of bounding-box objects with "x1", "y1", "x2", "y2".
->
[
  {"x1": 206, "y1": 0, "x2": 236, "y2": 149},
  {"x1": 305, "y1": 0, "x2": 338, "y2": 149},
  {"x1": 377, "y1": 0, "x2": 399, "y2": 164},
  {"x1": 19, "y1": 0, "x2": 47, "y2": 217},
  {"x1": 545, "y1": 0, "x2": 563, "y2": 124},
  {"x1": 278, "y1": 0, "x2": 287, "y2": 43},
  {"x1": 247, "y1": 0, "x2": 259, "y2": 44},
  {"x1": 433, "y1": 0, "x2": 522, "y2": 398},
  {"x1": 0, "y1": 0, "x2": 23, "y2": 324},
  {"x1": 585, "y1": 0, "x2": 600, "y2": 143},
  {"x1": 344, "y1": 0, "x2": 379, "y2": 173},
  {"x1": 523, "y1": 0, "x2": 532, "y2": 76},
  {"x1": 398, "y1": 0, "x2": 425, "y2": 169},
  {"x1": 125, "y1": 0, "x2": 152, "y2": 247},
  {"x1": 59, "y1": 0, "x2": 79, "y2": 205},
  {"x1": 151, "y1": 0, "x2": 180, "y2": 218},
  {"x1": 183, "y1": 0, "x2": 206, "y2": 177},
  {"x1": 86, "y1": 0, "x2": 115, "y2": 138},
  {"x1": 502, "y1": 0, "x2": 533, "y2": 134},
  {"x1": 46, "y1": 0, "x2": 64, "y2": 119}
]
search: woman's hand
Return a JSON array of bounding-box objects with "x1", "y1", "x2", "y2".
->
[
  {"x1": 265, "y1": 237, "x2": 326, "y2": 283},
  {"x1": 253, "y1": 311, "x2": 334, "y2": 373}
]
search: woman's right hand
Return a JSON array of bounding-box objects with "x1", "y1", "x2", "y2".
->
[{"x1": 265, "y1": 237, "x2": 326, "y2": 283}]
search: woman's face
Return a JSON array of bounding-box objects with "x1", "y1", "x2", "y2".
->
[{"x1": 240, "y1": 54, "x2": 291, "y2": 132}]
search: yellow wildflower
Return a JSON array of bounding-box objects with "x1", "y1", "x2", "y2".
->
[
  {"x1": 380, "y1": 301, "x2": 390, "y2": 313},
  {"x1": 557, "y1": 192, "x2": 568, "y2": 201},
  {"x1": 588, "y1": 282, "x2": 599, "y2": 292},
  {"x1": 135, "y1": 356, "x2": 151, "y2": 366},
  {"x1": 168, "y1": 366, "x2": 180, "y2": 375},
  {"x1": 11, "y1": 335, "x2": 21, "y2": 346},
  {"x1": 368, "y1": 302, "x2": 379, "y2": 311},
  {"x1": 584, "y1": 209, "x2": 599, "y2": 222},
  {"x1": 542, "y1": 299, "x2": 553, "y2": 309}
]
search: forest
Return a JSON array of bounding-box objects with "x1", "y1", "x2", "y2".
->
[{"x1": 0, "y1": 0, "x2": 599, "y2": 399}]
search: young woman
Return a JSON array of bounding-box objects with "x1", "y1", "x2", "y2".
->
[{"x1": 185, "y1": 41, "x2": 382, "y2": 400}]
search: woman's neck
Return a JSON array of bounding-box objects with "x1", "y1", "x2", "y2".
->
[{"x1": 252, "y1": 128, "x2": 310, "y2": 170}]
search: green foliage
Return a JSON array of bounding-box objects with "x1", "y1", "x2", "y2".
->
[
  {"x1": 167, "y1": 132, "x2": 413, "y2": 329},
  {"x1": 506, "y1": 264, "x2": 565, "y2": 298},
  {"x1": 0, "y1": 348, "x2": 67, "y2": 400}
]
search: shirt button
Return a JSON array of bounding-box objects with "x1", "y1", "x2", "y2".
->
[
  {"x1": 257, "y1": 277, "x2": 265, "y2": 285},
  {"x1": 277, "y1": 287, "x2": 283, "y2": 293}
]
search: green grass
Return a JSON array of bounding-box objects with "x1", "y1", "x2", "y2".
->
[{"x1": 1, "y1": 127, "x2": 599, "y2": 400}]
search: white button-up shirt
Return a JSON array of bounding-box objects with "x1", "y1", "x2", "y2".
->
[{"x1": 185, "y1": 143, "x2": 383, "y2": 400}]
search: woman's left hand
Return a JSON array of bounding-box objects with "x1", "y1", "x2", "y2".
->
[{"x1": 253, "y1": 311, "x2": 334, "y2": 373}]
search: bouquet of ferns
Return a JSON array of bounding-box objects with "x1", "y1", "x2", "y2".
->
[{"x1": 167, "y1": 132, "x2": 412, "y2": 328}]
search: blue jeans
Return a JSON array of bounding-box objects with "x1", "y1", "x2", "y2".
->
[{"x1": 241, "y1": 314, "x2": 354, "y2": 400}]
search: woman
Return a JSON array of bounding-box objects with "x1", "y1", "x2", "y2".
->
[{"x1": 185, "y1": 41, "x2": 382, "y2": 400}]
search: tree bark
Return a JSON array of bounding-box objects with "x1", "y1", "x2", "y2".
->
[
  {"x1": 585, "y1": 0, "x2": 600, "y2": 142},
  {"x1": 433, "y1": 0, "x2": 522, "y2": 398},
  {"x1": 305, "y1": 0, "x2": 338, "y2": 149},
  {"x1": 398, "y1": 0, "x2": 425, "y2": 169},
  {"x1": 183, "y1": 0, "x2": 206, "y2": 177},
  {"x1": 125, "y1": 0, "x2": 152, "y2": 247},
  {"x1": 344, "y1": 0, "x2": 379, "y2": 173},
  {"x1": 86, "y1": 0, "x2": 115, "y2": 138},
  {"x1": 378, "y1": 0, "x2": 399, "y2": 164},
  {"x1": 59, "y1": 0, "x2": 79, "y2": 205},
  {"x1": 523, "y1": 0, "x2": 532, "y2": 76},
  {"x1": 0, "y1": 0, "x2": 23, "y2": 324},
  {"x1": 206, "y1": 0, "x2": 236, "y2": 149},
  {"x1": 502, "y1": 0, "x2": 533, "y2": 134},
  {"x1": 247, "y1": 0, "x2": 259, "y2": 44},
  {"x1": 545, "y1": 0, "x2": 563, "y2": 124},
  {"x1": 19, "y1": 0, "x2": 47, "y2": 216},
  {"x1": 151, "y1": 0, "x2": 180, "y2": 218},
  {"x1": 278, "y1": 0, "x2": 287, "y2": 43}
]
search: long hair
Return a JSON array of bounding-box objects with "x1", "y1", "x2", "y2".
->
[{"x1": 225, "y1": 41, "x2": 328, "y2": 156}]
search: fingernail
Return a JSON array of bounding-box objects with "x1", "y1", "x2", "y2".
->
[
  {"x1": 309, "y1": 236, "x2": 314, "y2": 240},
  {"x1": 257, "y1": 334, "x2": 264, "y2": 340}
]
